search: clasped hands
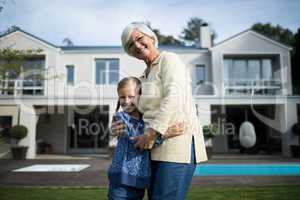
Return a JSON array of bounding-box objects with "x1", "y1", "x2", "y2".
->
[{"x1": 111, "y1": 116, "x2": 186, "y2": 150}]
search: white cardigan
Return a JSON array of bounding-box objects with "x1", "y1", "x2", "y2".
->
[{"x1": 138, "y1": 51, "x2": 208, "y2": 163}]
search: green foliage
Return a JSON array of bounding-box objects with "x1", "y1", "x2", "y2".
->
[
  {"x1": 152, "y1": 29, "x2": 184, "y2": 46},
  {"x1": 0, "y1": 47, "x2": 43, "y2": 78},
  {"x1": 203, "y1": 124, "x2": 218, "y2": 138},
  {"x1": 144, "y1": 22, "x2": 184, "y2": 46},
  {"x1": 0, "y1": 25, "x2": 20, "y2": 35},
  {"x1": 180, "y1": 17, "x2": 217, "y2": 46},
  {"x1": 251, "y1": 23, "x2": 300, "y2": 94},
  {"x1": 9, "y1": 125, "x2": 28, "y2": 145},
  {"x1": 0, "y1": 0, "x2": 15, "y2": 14},
  {"x1": 291, "y1": 29, "x2": 300, "y2": 94},
  {"x1": 251, "y1": 23, "x2": 294, "y2": 46},
  {"x1": 0, "y1": 47, "x2": 44, "y2": 94},
  {"x1": 62, "y1": 38, "x2": 74, "y2": 46},
  {"x1": 0, "y1": 185, "x2": 300, "y2": 200}
]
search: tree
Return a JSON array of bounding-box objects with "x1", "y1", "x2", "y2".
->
[
  {"x1": 62, "y1": 38, "x2": 74, "y2": 46},
  {"x1": 180, "y1": 17, "x2": 217, "y2": 47},
  {"x1": 144, "y1": 22, "x2": 183, "y2": 46},
  {"x1": 251, "y1": 23, "x2": 299, "y2": 94},
  {"x1": 291, "y1": 29, "x2": 300, "y2": 94},
  {"x1": 251, "y1": 23, "x2": 294, "y2": 46},
  {"x1": 0, "y1": 47, "x2": 43, "y2": 95},
  {"x1": 0, "y1": 25, "x2": 20, "y2": 35},
  {"x1": 152, "y1": 29, "x2": 183, "y2": 46},
  {"x1": 0, "y1": 0, "x2": 15, "y2": 13}
]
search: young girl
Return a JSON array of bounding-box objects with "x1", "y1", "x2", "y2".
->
[{"x1": 108, "y1": 77, "x2": 183, "y2": 200}]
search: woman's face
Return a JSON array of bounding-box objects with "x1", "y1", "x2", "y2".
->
[
  {"x1": 118, "y1": 82, "x2": 140, "y2": 114},
  {"x1": 127, "y1": 29, "x2": 156, "y2": 61}
]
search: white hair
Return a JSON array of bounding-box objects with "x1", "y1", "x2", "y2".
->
[{"x1": 121, "y1": 22, "x2": 158, "y2": 55}]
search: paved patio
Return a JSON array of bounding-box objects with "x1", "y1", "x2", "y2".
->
[{"x1": 0, "y1": 154, "x2": 300, "y2": 187}]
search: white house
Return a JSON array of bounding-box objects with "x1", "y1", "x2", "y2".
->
[{"x1": 0, "y1": 26, "x2": 299, "y2": 159}]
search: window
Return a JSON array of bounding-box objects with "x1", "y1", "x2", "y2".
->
[
  {"x1": 66, "y1": 65, "x2": 75, "y2": 85},
  {"x1": 195, "y1": 64, "x2": 205, "y2": 85},
  {"x1": 0, "y1": 57, "x2": 45, "y2": 95},
  {"x1": 95, "y1": 59, "x2": 119, "y2": 85},
  {"x1": 223, "y1": 56, "x2": 281, "y2": 95},
  {"x1": 0, "y1": 116, "x2": 12, "y2": 144},
  {"x1": 224, "y1": 58, "x2": 274, "y2": 80},
  {"x1": 262, "y1": 59, "x2": 272, "y2": 79}
]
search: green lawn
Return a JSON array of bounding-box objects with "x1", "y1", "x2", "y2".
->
[{"x1": 0, "y1": 185, "x2": 299, "y2": 200}]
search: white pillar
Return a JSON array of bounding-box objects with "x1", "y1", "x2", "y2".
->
[
  {"x1": 280, "y1": 102, "x2": 298, "y2": 157},
  {"x1": 18, "y1": 104, "x2": 38, "y2": 159}
]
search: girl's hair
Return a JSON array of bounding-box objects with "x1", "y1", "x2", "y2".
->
[{"x1": 115, "y1": 76, "x2": 141, "y2": 112}]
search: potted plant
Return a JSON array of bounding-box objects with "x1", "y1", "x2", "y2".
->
[
  {"x1": 290, "y1": 123, "x2": 300, "y2": 157},
  {"x1": 9, "y1": 125, "x2": 28, "y2": 160},
  {"x1": 0, "y1": 134, "x2": 4, "y2": 145},
  {"x1": 38, "y1": 142, "x2": 53, "y2": 154},
  {"x1": 203, "y1": 124, "x2": 218, "y2": 159}
]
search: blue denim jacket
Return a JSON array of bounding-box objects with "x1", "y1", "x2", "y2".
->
[{"x1": 108, "y1": 111, "x2": 163, "y2": 189}]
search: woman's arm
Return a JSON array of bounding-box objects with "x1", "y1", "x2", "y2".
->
[
  {"x1": 133, "y1": 52, "x2": 189, "y2": 149},
  {"x1": 147, "y1": 52, "x2": 188, "y2": 136},
  {"x1": 132, "y1": 121, "x2": 186, "y2": 149}
]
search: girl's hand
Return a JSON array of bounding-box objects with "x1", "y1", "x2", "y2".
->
[
  {"x1": 163, "y1": 121, "x2": 186, "y2": 139},
  {"x1": 110, "y1": 114, "x2": 126, "y2": 137}
]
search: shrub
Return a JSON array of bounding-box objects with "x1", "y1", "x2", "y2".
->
[
  {"x1": 9, "y1": 125, "x2": 28, "y2": 145},
  {"x1": 203, "y1": 124, "x2": 218, "y2": 138}
]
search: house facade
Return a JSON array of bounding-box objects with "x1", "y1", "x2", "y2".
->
[{"x1": 0, "y1": 27, "x2": 299, "y2": 159}]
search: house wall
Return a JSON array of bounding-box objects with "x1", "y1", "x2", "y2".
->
[
  {"x1": 0, "y1": 105, "x2": 19, "y2": 158},
  {"x1": 280, "y1": 101, "x2": 299, "y2": 156},
  {"x1": 56, "y1": 50, "x2": 211, "y2": 97},
  {"x1": 0, "y1": 30, "x2": 298, "y2": 158},
  {"x1": 0, "y1": 31, "x2": 61, "y2": 97},
  {"x1": 211, "y1": 31, "x2": 292, "y2": 96},
  {"x1": 18, "y1": 104, "x2": 37, "y2": 159}
]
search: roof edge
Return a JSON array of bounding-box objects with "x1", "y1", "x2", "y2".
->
[
  {"x1": 0, "y1": 27, "x2": 58, "y2": 49},
  {"x1": 211, "y1": 29, "x2": 292, "y2": 51}
]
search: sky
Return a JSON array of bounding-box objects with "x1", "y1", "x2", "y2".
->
[{"x1": 0, "y1": 0, "x2": 299, "y2": 46}]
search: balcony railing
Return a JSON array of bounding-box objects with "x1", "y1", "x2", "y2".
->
[
  {"x1": 224, "y1": 79, "x2": 282, "y2": 95},
  {"x1": 0, "y1": 79, "x2": 44, "y2": 96}
]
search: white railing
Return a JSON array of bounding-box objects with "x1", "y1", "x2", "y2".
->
[
  {"x1": 224, "y1": 79, "x2": 282, "y2": 95},
  {"x1": 0, "y1": 79, "x2": 44, "y2": 96}
]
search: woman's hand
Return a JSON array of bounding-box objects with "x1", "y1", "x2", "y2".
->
[
  {"x1": 131, "y1": 122, "x2": 186, "y2": 149},
  {"x1": 131, "y1": 128, "x2": 157, "y2": 150},
  {"x1": 110, "y1": 115, "x2": 126, "y2": 137},
  {"x1": 163, "y1": 121, "x2": 186, "y2": 139}
]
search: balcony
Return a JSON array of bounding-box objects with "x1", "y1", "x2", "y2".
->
[
  {"x1": 224, "y1": 79, "x2": 282, "y2": 95},
  {"x1": 0, "y1": 79, "x2": 44, "y2": 96}
]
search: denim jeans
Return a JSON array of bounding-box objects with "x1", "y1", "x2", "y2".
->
[
  {"x1": 108, "y1": 182, "x2": 145, "y2": 200},
  {"x1": 148, "y1": 137, "x2": 197, "y2": 200}
]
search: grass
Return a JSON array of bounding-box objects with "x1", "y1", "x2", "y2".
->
[{"x1": 0, "y1": 185, "x2": 300, "y2": 200}]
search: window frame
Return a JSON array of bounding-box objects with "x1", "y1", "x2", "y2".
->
[
  {"x1": 195, "y1": 64, "x2": 206, "y2": 85},
  {"x1": 66, "y1": 65, "x2": 75, "y2": 85},
  {"x1": 95, "y1": 58, "x2": 119, "y2": 85}
]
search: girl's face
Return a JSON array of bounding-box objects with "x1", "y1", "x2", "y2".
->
[
  {"x1": 118, "y1": 81, "x2": 140, "y2": 114},
  {"x1": 127, "y1": 29, "x2": 156, "y2": 61}
]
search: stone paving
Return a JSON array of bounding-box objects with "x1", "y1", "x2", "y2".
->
[{"x1": 0, "y1": 154, "x2": 300, "y2": 187}]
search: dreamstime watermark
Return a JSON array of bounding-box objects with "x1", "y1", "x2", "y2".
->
[{"x1": 75, "y1": 119, "x2": 110, "y2": 140}]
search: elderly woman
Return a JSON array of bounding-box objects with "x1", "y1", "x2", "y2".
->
[{"x1": 112, "y1": 22, "x2": 207, "y2": 200}]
